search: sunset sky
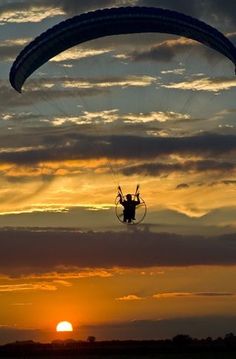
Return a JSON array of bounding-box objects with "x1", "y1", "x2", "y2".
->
[{"x1": 0, "y1": 0, "x2": 236, "y2": 344}]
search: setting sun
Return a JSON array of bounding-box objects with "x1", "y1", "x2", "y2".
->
[{"x1": 56, "y1": 321, "x2": 73, "y2": 332}]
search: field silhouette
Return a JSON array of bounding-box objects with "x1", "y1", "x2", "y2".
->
[{"x1": 1, "y1": 333, "x2": 236, "y2": 358}]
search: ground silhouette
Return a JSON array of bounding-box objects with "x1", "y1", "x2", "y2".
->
[{"x1": 1, "y1": 333, "x2": 236, "y2": 358}]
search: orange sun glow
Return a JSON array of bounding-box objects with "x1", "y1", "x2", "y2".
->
[{"x1": 56, "y1": 321, "x2": 73, "y2": 332}]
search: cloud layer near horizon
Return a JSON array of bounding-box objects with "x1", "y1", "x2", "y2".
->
[
  {"x1": 0, "y1": 228, "x2": 236, "y2": 276},
  {"x1": 1, "y1": 316, "x2": 236, "y2": 343}
]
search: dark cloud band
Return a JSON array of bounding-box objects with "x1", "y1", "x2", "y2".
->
[
  {"x1": 0, "y1": 133, "x2": 235, "y2": 165},
  {"x1": 0, "y1": 228, "x2": 236, "y2": 275}
]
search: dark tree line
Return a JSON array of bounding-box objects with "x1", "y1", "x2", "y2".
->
[{"x1": 1, "y1": 333, "x2": 236, "y2": 356}]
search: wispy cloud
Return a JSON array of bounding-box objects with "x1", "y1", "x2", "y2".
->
[
  {"x1": 0, "y1": 6, "x2": 64, "y2": 24},
  {"x1": 62, "y1": 75, "x2": 157, "y2": 89},
  {"x1": 24, "y1": 268, "x2": 113, "y2": 280},
  {"x1": 153, "y1": 292, "x2": 236, "y2": 298},
  {"x1": 52, "y1": 48, "x2": 112, "y2": 62},
  {"x1": 0, "y1": 283, "x2": 57, "y2": 292},
  {"x1": 162, "y1": 77, "x2": 236, "y2": 92},
  {"x1": 116, "y1": 294, "x2": 143, "y2": 301},
  {"x1": 51, "y1": 110, "x2": 190, "y2": 126},
  {"x1": 161, "y1": 68, "x2": 186, "y2": 75},
  {"x1": 51, "y1": 110, "x2": 119, "y2": 126},
  {"x1": 116, "y1": 291, "x2": 236, "y2": 301},
  {"x1": 121, "y1": 159, "x2": 236, "y2": 177},
  {"x1": 120, "y1": 111, "x2": 190, "y2": 123}
]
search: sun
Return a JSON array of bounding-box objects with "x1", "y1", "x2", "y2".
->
[{"x1": 56, "y1": 321, "x2": 73, "y2": 332}]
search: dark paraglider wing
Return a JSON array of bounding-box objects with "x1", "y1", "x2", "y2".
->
[{"x1": 10, "y1": 6, "x2": 236, "y2": 93}]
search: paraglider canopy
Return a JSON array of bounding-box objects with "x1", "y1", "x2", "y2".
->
[{"x1": 10, "y1": 6, "x2": 236, "y2": 92}]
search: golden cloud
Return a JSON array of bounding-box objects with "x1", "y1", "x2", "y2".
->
[
  {"x1": 63, "y1": 75, "x2": 157, "y2": 89},
  {"x1": 163, "y1": 77, "x2": 236, "y2": 92},
  {"x1": 1, "y1": 7, "x2": 64, "y2": 23},
  {"x1": 52, "y1": 48, "x2": 112, "y2": 62},
  {"x1": 116, "y1": 294, "x2": 143, "y2": 301},
  {"x1": 23, "y1": 268, "x2": 114, "y2": 280},
  {"x1": 0, "y1": 283, "x2": 57, "y2": 292}
]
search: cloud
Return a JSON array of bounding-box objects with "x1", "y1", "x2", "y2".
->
[
  {"x1": 196, "y1": 0, "x2": 236, "y2": 30},
  {"x1": 161, "y1": 68, "x2": 186, "y2": 75},
  {"x1": 176, "y1": 183, "x2": 189, "y2": 190},
  {"x1": 153, "y1": 292, "x2": 235, "y2": 299},
  {"x1": 52, "y1": 47, "x2": 112, "y2": 62},
  {"x1": 2, "y1": 315, "x2": 236, "y2": 343},
  {"x1": 0, "y1": 131, "x2": 235, "y2": 188},
  {"x1": 121, "y1": 159, "x2": 236, "y2": 176},
  {"x1": 128, "y1": 35, "x2": 228, "y2": 68},
  {"x1": 0, "y1": 132, "x2": 235, "y2": 167},
  {"x1": 0, "y1": 81, "x2": 108, "y2": 112},
  {"x1": 115, "y1": 291, "x2": 236, "y2": 300},
  {"x1": 62, "y1": 75, "x2": 157, "y2": 89},
  {"x1": 2, "y1": 0, "x2": 235, "y2": 30},
  {"x1": 174, "y1": 180, "x2": 236, "y2": 191},
  {"x1": 116, "y1": 294, "x2": 143, "y2": 301},
  {"x1": 1, "y1": 0, "x2": 235, "y2": 35},
  {"x1": 0, "y1": 2, "x2": 64, "y2": 24},
  {"x1": 59, "y1": 0, "x2": 136, "y2": 16},
  {"x1": 24, "y1": 268, "x2": 114, "y2": 280},
  {"x1": 130, "y1": 38, "x2": 196, "y2": 63},
  {"x1": 137, "y1": 0, "x2": 236, "y2": 32},
  {"x1": 0, "y1": 39, "x2": 30, "y2": 62},
  {"x1": 162, "y1": 77, "x2": 236, "y2": 92},
  {"x1": 52, "y1": 280, "x2": 72, "y2": 287},
  {"x1": 0, "y1": 283, "x2": 57, "y2": 292},
  {"x1": 51, "y1": 110, "x2": 119, "y2": 126},
  {"x1": 3, "y1": 75, "x2": 156, "y2": 111},
  {"x1": 120, "y1": 111, "x2": 190, "y2": 123},
  {"x1": 0, "y1": 228, "x2": 236, "y2": 275},
  {"x1": 51, "y1": 110, "x2": 189, "y2": 127},
  {"x1": 221, "y1": 180, "x2": 236, "y2": 185},
  {"x1": 75, "y1": 316, "x2": 236, "y2": 341}
]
